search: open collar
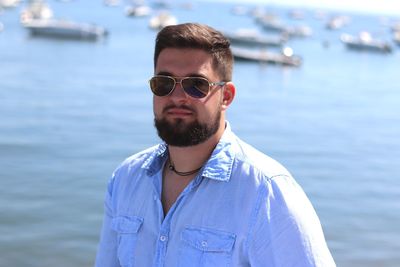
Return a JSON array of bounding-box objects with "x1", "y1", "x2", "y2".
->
[{"x1": 142, "y1": 122, "x2": 236, "y2": 182}]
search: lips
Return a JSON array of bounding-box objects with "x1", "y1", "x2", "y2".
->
[
  {"x1": 167, "y1": 107, "x2": 193, "y2": 115},
  {"x1": 163, "y1": 105, "x2": 195, "y2": 117}
]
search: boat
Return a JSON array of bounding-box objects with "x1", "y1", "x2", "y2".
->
[
  {"x1": 149, "y1": 11, "x2": 177, "y2": 30},
  {"x1": 285, "y1": 25, "x2": 313, "y2": 38},
  {"x1": 326, "y1": 15, "x2": 350, "y2": 30},
  {"x1": 0, "y1": 21, "x2": 4, "y2": 32},
  {"x1": 22, "y1": 19, "x2": 108, "y2": 40},
  {"x1": 103, "y1": 0, "x2": 120, "y2": 7},
  {"x1": 288, "y1": 9, "x2": 305, "y2": 20},
  {"x1": 394, "y1": 31, "x2": 400, "y2": 45},
  {"x1": 20, "y1": 0, "x2": 53, "y2": 23},
  {"x1": 391, "y1": 23, "x2": 400, "y2": 32},
  {"x1": 340, "y1": 32, "x2": 392, "y2": 53},
  {"x1": 125, "y1": 4, "x2": 151, "y2": 17},
  {"x1": 152, "y1": 0, "x2": 170, "y2": 9},
  {"x1": 0, "y1": 0, "x2": 20, "y2": 8},
  {"x1": 231, "y1": 46, "x2": 302, "y2": 67},
  {"x1": 257, "y1": 15, "x2": 312, "y2": 38},
  {"x1": 223, "y1": 29, "x2": 286, "y2": 48},
  {"x1": 257, "y1": 17, "x2": 287, "y2": 33}
]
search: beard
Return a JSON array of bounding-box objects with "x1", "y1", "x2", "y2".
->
[{"x1": 154, "y1": 105, "x2": 221, "y2": 147}]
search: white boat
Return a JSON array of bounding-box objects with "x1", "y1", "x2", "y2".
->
[
  {"x1": 149, "y1": 11, "x2": 177, "y2": 30},
  {"x1": 152, "y1": 0, "x2": 170, "y2": 9},
  {"x1": 103, "y1": 0, "x2": 120, "y2": 7},
  {"x1": 258, "y1": 17, "x2": 287, "y2": 33},
  {"x1": 391, "y1": 23, "x2": 400, "y2": 32},
  {"x1": 286, "y1": 25, "x2": 312, "y2": 38},
  {"x1": 23, "y1": 19, "x2": 108, "y2": 40},
  {"x1": 0, "y1": 0, "x2": 20, "y2": 8},
  {"x1": 223, "y1": 29, "x2": 286, "y2": 48},
  {"x1": 231, "y1": 46, "x2": 302, "y2": 67},
  {"x1": 257, "y1": 16, "x2": 312, "y2": 38},
  {"x1": 326, "y1": 15, "x2": 350, "y2": 30},
  {"x1": 288, "y1": 9, "x2": 305, "y2": 20},
  {"x1": 125, "y1": 4, "x2": 151, "y2": 17},
  {"x1": 20, "y1": 0, "x2": 53, "y2": 23},
  {"x1": 394, "y1": 31, "x2": 400, "y2": 45},
  {"x1": 341, "y1": 32, "x2": 392, "y2": 53}
]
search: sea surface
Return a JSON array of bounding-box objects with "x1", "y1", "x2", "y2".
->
[{"x1": 1, "y1": 1, "x2": 400, "y2": 266}]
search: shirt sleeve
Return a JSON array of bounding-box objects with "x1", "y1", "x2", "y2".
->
[
  {"x1": 94, "y1": 178, "x2": 119, "y2": 267},
  {"x1": 247, "y1": 174, "x2": 336, "y2": 267}
]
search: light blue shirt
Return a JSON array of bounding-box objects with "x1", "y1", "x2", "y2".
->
[{"x1": 95, "y1": 123, "x2": 336, "y2": 267}]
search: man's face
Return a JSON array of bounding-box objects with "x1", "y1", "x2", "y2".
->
[{"x1": 153, "y1": 48, "x2": 225, "y2": 146}]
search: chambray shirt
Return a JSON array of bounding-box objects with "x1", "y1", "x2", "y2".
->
[{"x1": 95, "y1": 123, "x2": 336, "y2": 267}]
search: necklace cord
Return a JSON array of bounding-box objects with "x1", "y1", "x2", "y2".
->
[{"x1": 168, "y1": 160, "x2": 202, "y2": 176}]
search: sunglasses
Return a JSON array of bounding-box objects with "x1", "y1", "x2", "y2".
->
[{"x1": 149, "y1": 75, "x2": 226, "y2": 99}]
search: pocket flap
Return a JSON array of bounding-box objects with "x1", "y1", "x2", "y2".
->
[
  {"x1": 111, "y1": 215, "x2": 143, "y2": 234},
  {"x1": 181, "y1": 227, "x2": 236, "y2": 252}
]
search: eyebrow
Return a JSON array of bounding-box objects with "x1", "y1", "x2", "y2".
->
[{"x1": 156, "y1": 71, "x2": 208, "y2": 79}]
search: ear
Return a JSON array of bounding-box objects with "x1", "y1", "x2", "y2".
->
[{"x1": 221, "y1": 82, "x2": 235, "y2": 110}]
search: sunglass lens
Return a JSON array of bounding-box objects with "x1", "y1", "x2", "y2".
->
[
  {"x1": 150, "y1": 77, "x2": 174, "y2": 96},
  {"x1": 182, "y1": 78, "x2": 208, "y2": 98}
]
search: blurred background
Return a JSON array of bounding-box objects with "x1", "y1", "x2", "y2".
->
[{"x1": 1, "y1": 0, "x2": 399, "y2": 266}]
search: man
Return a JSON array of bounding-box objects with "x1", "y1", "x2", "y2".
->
[{"x1": 95, "y1": 23, "x2": 336, "y2": 267}]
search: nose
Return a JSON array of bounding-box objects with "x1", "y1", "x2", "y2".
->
[{"x1": 170, "y1": 80, "x2": 188, "y2": 99}]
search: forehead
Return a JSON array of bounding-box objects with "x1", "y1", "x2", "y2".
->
[{"x1": 155, "y1": 48, "x2": 215, "y2": 77}]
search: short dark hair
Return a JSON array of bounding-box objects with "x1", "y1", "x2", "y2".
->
[{"x1": 154, "y1": 23, "x2": 233, "y2": 81}]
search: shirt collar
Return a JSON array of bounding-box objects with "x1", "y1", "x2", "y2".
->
[
  {"x1": 142, "y1": 121, "x2": 236, "y2": 182},
  {"x1": 141, "y1": 143, "x2": 168, "y2": 177},
  {"x1": 201, "y1": 122, "x2": 235, "y2": 182}
]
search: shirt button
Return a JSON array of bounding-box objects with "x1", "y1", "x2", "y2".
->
[
  {"x1": 153, "y1": 195, "x2": 157, "y2": 201},
  {"x1": 160, "y1": 235, "x2": 167, "y2": 242},
  {"x1": 201, "y1": 241, "x2": 208, "y2": 247}
]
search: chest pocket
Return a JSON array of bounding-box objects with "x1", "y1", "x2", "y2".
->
[
  {"x1": 178, "y1": 226, "x2": 236, "y2": 267},
  {"x1": 111, "y1": 216, "x2": 143, "y2": 267}
]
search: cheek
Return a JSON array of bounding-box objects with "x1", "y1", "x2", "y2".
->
[
  {"x1": 202, "y1": 101, "x2": 221, "y2": 120},
  {"x1": 153, "y1": 97, "x2": 163, "y2": 115}
]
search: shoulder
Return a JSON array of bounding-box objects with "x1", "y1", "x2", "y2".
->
[
  {"x1": 231, "y1": 135, "x2": 312, "y2": 210},
  {"x1": 120, "y1": 145, "x2": 160, "y2": 170},
  {"x1": 230, "y1": 134, "x2": 291, "y2": 181},
  {"x1": 109, "y1": 144, "x2": 161, "y2": 187},
  {"x1": 230, "y1": 138, "x2": 335, "y2": 265}
]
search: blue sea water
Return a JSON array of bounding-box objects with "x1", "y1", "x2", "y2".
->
[{"x1": 1, "y1": 1, "x2": 400, "y2": 266}]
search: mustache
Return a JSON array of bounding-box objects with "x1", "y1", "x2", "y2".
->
[{"x1": 162, "y1": 104, "x2": 196, "y2": 113}]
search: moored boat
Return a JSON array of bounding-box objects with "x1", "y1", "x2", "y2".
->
[
  {"x1": 125, "y1": 4, "x2": 151, "y2": 17},
  {"x1": 231, "y1": 46, "x2": 302, "y2": 67},
  {"x1": 341, "y1": 32, "x2": 392, "y2": 53},
  {"x1": 20, "y1": 0, "x2": 53, "y2": 23},
  {"x1": 223, "y1": 29, "x2": 286, "y2": 48},
  {"x1": 23, "y1": 19, "x2": 108, "y2": 40},
  {"x1": 103, "y1": 0, "x2": 120, "y2": 7},
  {"x1": 149, "y1": 11, "x2": 177, "y2": 30},
  {"x1": 285, "y1": 25, "x2": 313, "y2": 38},
  {"x1": 394, "y1": 31, "x2": 400, "y2": 45},
  {"x1": 258, "y1": 17, "x2": 287, "y2": 33},
  {"x1": 256, "y1": 15, "x2": 312, "y2": 38},
  {"x1": 326, "y1": 15, "x2": 350, "y2": 30},
  {"x1": 0, "y1": 0, "x2": 20, "y2": 8},
  {"x1": 391, "y1": 22, "x2": 400, "y2": 32}
]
